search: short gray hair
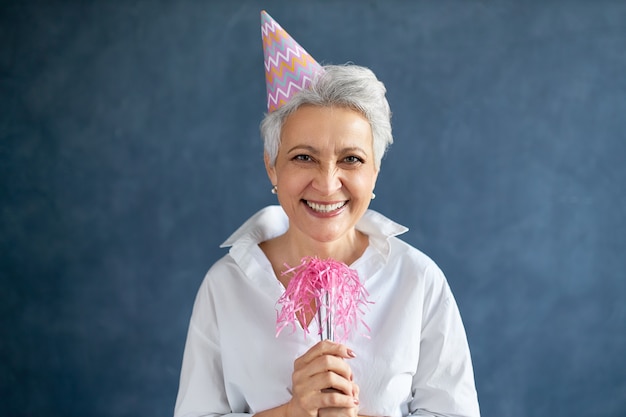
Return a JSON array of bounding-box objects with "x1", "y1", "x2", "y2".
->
[{"x1": 260, "y1": 64, "x2": 393, "y2": 169}]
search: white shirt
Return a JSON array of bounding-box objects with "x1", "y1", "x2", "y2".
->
[{"x1": 174, "y1": 206, "x2": 480, "y2": 417}]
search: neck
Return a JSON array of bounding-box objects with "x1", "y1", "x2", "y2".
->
[
  {"x1": 281, "y1": 228, "x2": 368, "y2": 268},
  {"x1": 259, "y1": 227, "x2": 370, "y2": 285}
]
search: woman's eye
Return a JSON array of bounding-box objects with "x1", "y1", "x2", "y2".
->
[
  {"x1": 293, "y1": 154, "x2": 312, "y2": 162},
  {"x1": 343, "y1": 155, "x2": 364, "y2": 164}
]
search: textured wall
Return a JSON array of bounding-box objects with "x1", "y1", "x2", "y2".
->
[{"x1": 1, "y1": 1, "x2": 625, "y2": 416}]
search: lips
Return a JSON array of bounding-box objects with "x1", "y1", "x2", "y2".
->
[{"x1": 305, "y1": 200, "x2": 347, "y2": 213}]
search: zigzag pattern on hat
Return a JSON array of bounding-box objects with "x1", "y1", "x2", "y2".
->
[{"x1": 261, "y1": 11, "x2": 324, "y2": 113}]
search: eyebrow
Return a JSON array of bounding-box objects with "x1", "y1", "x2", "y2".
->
[{"x1": 286, "y1": 145, "x2": 368, "y2": 155}]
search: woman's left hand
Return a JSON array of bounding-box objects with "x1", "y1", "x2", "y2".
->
[
  {"x1": 288, "y1": 340, "x2": 359, "y2": 417},
  {"x1": 318, "y1": 382, "x2": 360, "y2": 417}
]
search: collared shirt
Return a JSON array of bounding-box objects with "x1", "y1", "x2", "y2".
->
[{"x1": 174, "y1": 206, "x2": 480, "y2": 417}]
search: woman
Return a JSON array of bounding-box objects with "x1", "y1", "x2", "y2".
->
[{"x1": 174, "y1": 12, "x2": 480, "y2": 417}]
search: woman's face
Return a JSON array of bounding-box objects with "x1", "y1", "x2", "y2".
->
[{"x1": 266, "y1": 105, "x2": 379, "y2": 245}]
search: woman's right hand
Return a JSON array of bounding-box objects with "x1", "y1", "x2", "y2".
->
[{"x1": 287, "y1": 340, "x2": 360, "y2": 417}]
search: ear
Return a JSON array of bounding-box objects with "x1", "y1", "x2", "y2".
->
[
  {"x1": 264, "y1": 152, "x2": 278, "y2": 186},
  {"x1": 372, "y1": 165, "x2": 380, "y2": 192}
]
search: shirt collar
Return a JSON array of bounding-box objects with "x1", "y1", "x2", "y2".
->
[{"x1": 220, "y1": 205, "x2": 408, "y2": 260}]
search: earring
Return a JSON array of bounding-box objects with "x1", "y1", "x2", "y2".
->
[
  {"x1": 371, "y1": 192, "x2": 376, "y2": 200},
  {"x1": 271, "y1": 185, "x2": 278, "y2": 194}
]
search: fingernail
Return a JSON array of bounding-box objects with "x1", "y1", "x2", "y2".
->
[
  {"x1": 347, "y1": 349, "x2": 356, "y2": 358},
  {"x1": 354, "y1": 397, "x2": 360, "y2": 405}
]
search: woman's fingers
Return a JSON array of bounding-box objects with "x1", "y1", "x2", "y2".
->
[
  {"x1": 290, "y1": 340, "x2": 359, "y2": 416},
  {"x1": 318, "y1": 385, "x2": 360, "y2": 409},
  {"x1": 294, "y1": 340, "x2": 356, "y2": 382},
  {"x1": 289, "y1": 380, "x2": 358, "y2": 417},
  {"x1": 307, "y1": 369, "x2": 354, "y2": 396},
  {"x1": 292, "y1": 358, "x2": 353, "y2": 399},
  {"x1": 311, "y1": 353, "x2": 354, "y2": 384},
  {"x1": 298, "y1": 340, "x2": 357, "y2": 363},
  {"x1": 318, "y1": 382, "x2": 361, "y2": 417}
]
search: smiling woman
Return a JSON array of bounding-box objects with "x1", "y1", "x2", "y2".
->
[
  {"x1": 264, "y1": 105, "x2": 379, "y2": 267},
  {"x1": 173, "y1": 11, "x2": 480, "y2": 417}
]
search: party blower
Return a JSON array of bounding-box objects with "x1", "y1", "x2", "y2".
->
[{"x1": 276, "y1": 257, "x2": 372, "y2": 342}]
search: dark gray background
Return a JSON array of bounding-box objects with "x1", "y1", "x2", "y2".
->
[{"x1": 1, "y1": 1, "x2": 625, "y2": 416}]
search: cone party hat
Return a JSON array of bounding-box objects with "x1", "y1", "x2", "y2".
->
[{"x1": 261, "y1": 11, "x2": 324, "y2": 113}]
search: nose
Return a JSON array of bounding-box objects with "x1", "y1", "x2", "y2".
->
[{"x1": 312, "y1": 164, "x2": 342, "y2": 196}]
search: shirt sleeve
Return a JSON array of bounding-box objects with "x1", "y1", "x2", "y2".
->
[
  {"x1": 173, "y1": 277, "x2": 252, "y2": 417},
  {"x1": 408, "y1": 264, "x2": 481, "y2": 417}
]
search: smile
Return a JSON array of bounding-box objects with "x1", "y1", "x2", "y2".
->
[{"x1": 305, "y1": 200, "x2": 347, "y2": 213}]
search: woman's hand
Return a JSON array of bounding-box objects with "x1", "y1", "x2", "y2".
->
[
  {"x1": 317, "y1": 382, "x2": 360, "y2": 417},
  {"x1": 287, "y1": 340, "x2": 360, "y2": 417}
]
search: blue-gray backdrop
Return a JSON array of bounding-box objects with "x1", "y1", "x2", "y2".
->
[{"x1": 1, "y1": 1, "x2": 625, "y2": 416}]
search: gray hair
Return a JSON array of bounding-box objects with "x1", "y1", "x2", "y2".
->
[{"x1": 260, "y1": 64, "x2": 393, "y2": 169}]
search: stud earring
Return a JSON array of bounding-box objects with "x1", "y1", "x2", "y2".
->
[
  {"x1": 371, "y1": 192, "x2": 376, "y2": 200},
  {"x1": 271, "y1": 185, "x2": 278, "y2": 194}
]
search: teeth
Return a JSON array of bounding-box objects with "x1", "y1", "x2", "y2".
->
[{"x1": 306, "y1": 201, "x2": 346, "y2": 213}]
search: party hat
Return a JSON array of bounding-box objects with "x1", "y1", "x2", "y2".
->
[{"x1": 261, "y1": 10, "x2": 324, "y2": 112}]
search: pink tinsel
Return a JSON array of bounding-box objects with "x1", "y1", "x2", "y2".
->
[{"x1": 275, "y1": 256, "x2": 372, "y2": 342}]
